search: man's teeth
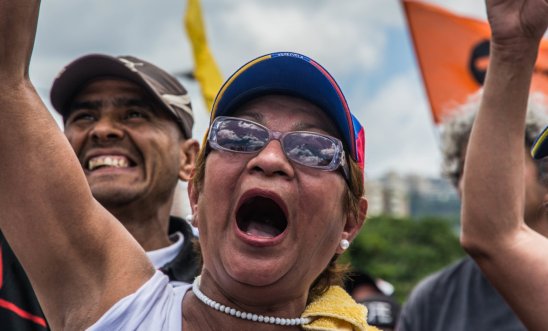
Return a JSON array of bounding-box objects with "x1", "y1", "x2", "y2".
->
[{"x1": 88, "y1": 156, "x2": 130, "y2": 170}]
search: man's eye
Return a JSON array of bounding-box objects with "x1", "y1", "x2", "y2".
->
[
  {"x1": 72, "y1": 113, "x2": 96, "y2": 122},
  {"x1": 125, "y1": 110, "x2": 148, "y2": 120}
]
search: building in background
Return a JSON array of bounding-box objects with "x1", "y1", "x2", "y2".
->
[{"x1": 366, "y1": 172, "x2": 460, "y2": 221}]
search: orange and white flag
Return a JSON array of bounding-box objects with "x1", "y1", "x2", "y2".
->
[{"x1": 402, "y1": 0, "x2": 548, "y2": 124}]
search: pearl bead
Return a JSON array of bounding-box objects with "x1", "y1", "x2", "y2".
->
[{"x1": 192, "y1": 276, "x2": 312, "y2": 326}]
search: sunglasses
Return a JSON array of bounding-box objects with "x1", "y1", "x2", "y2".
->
[{"x1": 207, "y1": 116, "x2": 350, "y2": 182}]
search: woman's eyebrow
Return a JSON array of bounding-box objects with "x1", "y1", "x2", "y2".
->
[
  {"x1": 233, "y1": 110, "x2": 264, "y2": 123},
  {"x1": 293, "y1": 122, "x2": 338, "y2": 136},
  {"x1": 293, "y1": 122, "x2": 317, "y2": 131}
]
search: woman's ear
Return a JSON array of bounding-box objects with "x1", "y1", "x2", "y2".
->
[
  {"x1": 336, "y1": 197, "x2": 368, "y2": 254},
  {"x1": 188, "y1": 180, "x2": 199, "y2": 227}
]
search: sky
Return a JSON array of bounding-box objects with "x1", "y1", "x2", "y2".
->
[{"x1": 30, "y1": 0, "x2": 488, "y2": 179}]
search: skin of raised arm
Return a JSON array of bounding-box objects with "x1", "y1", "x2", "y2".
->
[
  {"x1": 461, "y1": 1, "x2": 548, "y2": 330},
  {"x1": 0, "y1": 1, "x2": 154, "y2": 329}
]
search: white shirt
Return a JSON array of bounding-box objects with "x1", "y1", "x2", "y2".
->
[
  {"x1": 146, "y1": 232, "x2": 184, "y2": 270},
  {"x1": 145, "y1": 232, "x2": 190, "y2": 287},
  {"x1": 87, "y1": 271, "x2": 191, "y2": 331}
]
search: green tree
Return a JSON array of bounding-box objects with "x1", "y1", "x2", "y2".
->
[{"x1": 346, "y1": 215, "x2": 465, "y2": 303}]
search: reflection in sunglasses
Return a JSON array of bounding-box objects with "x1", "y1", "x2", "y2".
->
[{"x1": 208, "y1": 117, "x2": 350, "y2": 182}]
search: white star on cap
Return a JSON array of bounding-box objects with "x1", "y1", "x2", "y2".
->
[
  {"x1": 119, "y1": 58, "x2": 144, "y2": 72},
  {"x1": 162, "y1": 94, "x2": 192, "y2": 116}
]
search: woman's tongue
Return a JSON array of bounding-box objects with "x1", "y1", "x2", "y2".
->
[
  {"x1": 245, "y1": 218, "x2": 280, "y2": 238},
  {"x1": 237, "y1": 196, "x2": 287, "y2": 238}
]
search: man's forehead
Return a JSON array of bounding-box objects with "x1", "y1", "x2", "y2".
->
[
  {"x1": 73, "y1": 77, "x2": 148, "y2": 98},
  {"x1": 70, "y1": 78, "x2": 161, "y2": 110},
  {"x1": 63, "y1": 78, "x2": 186, "y2": 134},
  {"x1": 67, "y1": 79, "x2": 163, "y2": 115}
]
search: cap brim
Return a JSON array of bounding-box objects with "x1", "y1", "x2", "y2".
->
[
  {"x1": 211, "y1": 53, "x2": 360, "y2": 162},
  {"x1": 532, "y1": 125, "x2": 548, "y2": 159},
  {"x1": 51, "y1": 54, "x2": 155, "y2": 117}
]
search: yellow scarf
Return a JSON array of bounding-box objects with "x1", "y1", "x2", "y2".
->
[{"x1": 301, "y1": 286, "x2": 381, "y2": 331}]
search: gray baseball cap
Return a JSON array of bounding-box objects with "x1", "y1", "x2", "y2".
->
[{"x1": 50, "y1": 54, "x2": 194, "y2": 138}]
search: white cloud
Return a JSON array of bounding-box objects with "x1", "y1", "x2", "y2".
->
[
  {"x1": 29, "y1": 0, "x2": 493, "y2": 179},
  {"x1": 208, "y1": 0, "x2": 404, "y2": 75},
  {"x1": 360, "y1": 69, "x2": 442, "y2": 178}
]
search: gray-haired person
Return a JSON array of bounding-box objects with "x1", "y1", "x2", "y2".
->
[{"x1": 398, "y1": 91, "x2": 548, "y2": 331}]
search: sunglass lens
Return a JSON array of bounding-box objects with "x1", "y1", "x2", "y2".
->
[
  {"x1": 215, "y1": 119, "x2": 269, "y2": 152},
  {"x1": 284, "y1": 133, "x2": 337, "y2": 168}
]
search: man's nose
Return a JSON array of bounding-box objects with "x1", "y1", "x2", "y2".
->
[{"x1": 90, "y1": 117, "x2": 124, "y2": 143}]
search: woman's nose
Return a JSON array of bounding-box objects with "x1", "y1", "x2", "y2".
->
[{"x1": 246, "y1": 140, "x2": 295, "y2": 180}]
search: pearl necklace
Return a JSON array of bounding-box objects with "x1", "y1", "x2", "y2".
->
[{"x1": 192, "y1": 276, "x2": 312, "y2": 326}]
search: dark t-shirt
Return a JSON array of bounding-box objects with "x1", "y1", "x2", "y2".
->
[
  {"x1": 397, "y1": 256, "x2": 527, "y2": 331},
  {"x1": 0, "y1": 231, "x2": 48, "y2": 330}
]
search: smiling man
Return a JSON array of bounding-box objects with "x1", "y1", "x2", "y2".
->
[
  {"x1": 53, "y1": 54, "x2": 200, "y2": 280},
  {"x1": 0, "y1": 54, "x2": 200, "y2": 330}
]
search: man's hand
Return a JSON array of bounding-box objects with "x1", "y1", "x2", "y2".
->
[
  {"x1": 486, "y1": 0, "x2": 548, "y2": 49},
  {"x1": 0, "y1": 0, "x2": 40, "y2": 83}
]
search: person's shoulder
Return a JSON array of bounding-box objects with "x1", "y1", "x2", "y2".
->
[
  {"x1": 88, "y1": 271, "x2": 190, "y2": 331},
  {"x1": 418, "y1": 258, "x2": 469, "y2": 289},
  {"x1": 397, "y1": 258, "x2": 471, "y2": 330},
  {"x1": 403, "y1": 257, "x2": 472, "y2": 307},
  {"x1": 428, "y1": 256, "x2": 478, "y2": 283}
]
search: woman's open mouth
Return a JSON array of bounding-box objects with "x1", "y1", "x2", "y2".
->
[{"x1": 236, "y1": 195, "x2": 288, "y2": 240}]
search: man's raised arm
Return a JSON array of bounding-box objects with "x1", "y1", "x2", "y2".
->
[
  {"x1": 0, "y1": 1, "x2": 154, "y2": 329},
  {"x1": 461, "y1": 0, "x2": 548, "y2": 330}
]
